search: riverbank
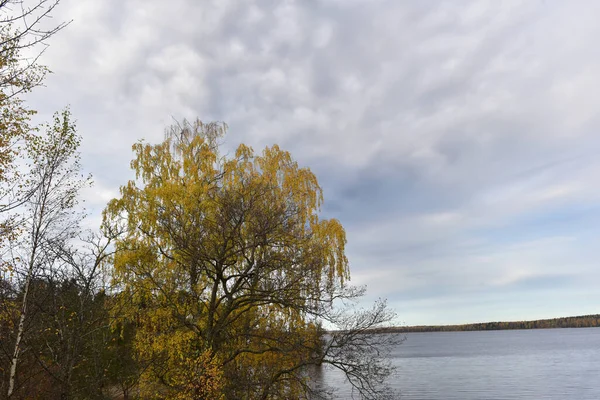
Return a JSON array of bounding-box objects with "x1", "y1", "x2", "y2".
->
[{"x1": 374, "y1": 314, "x2": 600, "y2": 333}]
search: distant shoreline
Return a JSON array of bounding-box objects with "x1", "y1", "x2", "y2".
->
[{"x1": 370, "y1": 314, "x2": 600, "y2": 333}]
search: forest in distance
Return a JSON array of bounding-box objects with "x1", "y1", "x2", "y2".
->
[{"x1": 372, "y1": 314, "x2": 600, "y2": 333}]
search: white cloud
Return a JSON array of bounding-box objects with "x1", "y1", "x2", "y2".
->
[{"x1": 23, "y1": 0, "x2": 600, "y2": 325}]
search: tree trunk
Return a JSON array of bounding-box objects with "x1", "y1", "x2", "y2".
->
[{"x1": 7, "y1": 262, "x2": 34, "y2": 398}]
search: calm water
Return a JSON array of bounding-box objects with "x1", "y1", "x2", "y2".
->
[{"x1": 319, "y1": 327, "x2": 600, "y2": 399}]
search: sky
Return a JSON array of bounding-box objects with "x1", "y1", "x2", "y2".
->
[{"x1": 22, "y1": 0, "x2": 600, "y2": 326}]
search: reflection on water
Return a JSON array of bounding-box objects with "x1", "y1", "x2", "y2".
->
[{"x1": 316, "y1": 327, "x2": 600, "y2": 399}]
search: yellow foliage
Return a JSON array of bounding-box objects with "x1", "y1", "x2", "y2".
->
[{"x1": 104, "y1": 120, "x2": 348, "y2": 399}]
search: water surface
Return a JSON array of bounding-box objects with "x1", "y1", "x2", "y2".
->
[{"x1": 319, "y1": 327, "x2": 600, "y2": 399}]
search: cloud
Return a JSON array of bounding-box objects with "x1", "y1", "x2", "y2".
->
[{"x1": 24, "y1": 0, "x2": 600, "y2": 325}]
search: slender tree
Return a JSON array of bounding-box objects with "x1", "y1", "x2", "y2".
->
[{"x1": 5, "y1": 110, "x2": 89, "y2": 398}]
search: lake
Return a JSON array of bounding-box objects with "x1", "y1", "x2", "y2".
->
[{"x1": 318, "y1": 327, "x2": 600, "y2": 399}]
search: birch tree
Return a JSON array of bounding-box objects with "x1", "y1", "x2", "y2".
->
[{"x1": 6, "y1": 110, "x2": 89, "y2": 398}]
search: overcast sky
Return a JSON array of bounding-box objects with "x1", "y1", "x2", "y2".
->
[{"x1": 25, "y1": 0, "x2": 600, "y2": 325}]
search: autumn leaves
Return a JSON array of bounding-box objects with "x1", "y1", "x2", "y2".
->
[{"x1": 103, "y1": 120, "x2": 350, "y2": 398}]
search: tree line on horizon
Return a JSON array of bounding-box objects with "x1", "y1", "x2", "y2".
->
[
  {"x1": 0, "y1": 1, "x2": 399, "y2": 399},
  {"x1": 375, "y1": 314, "x2": 600, "y2": 333}
]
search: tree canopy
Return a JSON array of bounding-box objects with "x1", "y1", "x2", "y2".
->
[
  {"x1": 103, "y1": 120, "x2": 397, "y2": 399},
  {"x1": 1, "y1": 0, "x2": 69, "y2": 246}
]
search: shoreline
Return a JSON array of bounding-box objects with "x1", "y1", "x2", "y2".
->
[{"x1": 368, "y1": 313, "x2": 600, "y2": 333}]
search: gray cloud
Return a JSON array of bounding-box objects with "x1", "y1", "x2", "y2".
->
[{"x1": 25, "y1": 0, "x2": 600, "y2": 325}]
